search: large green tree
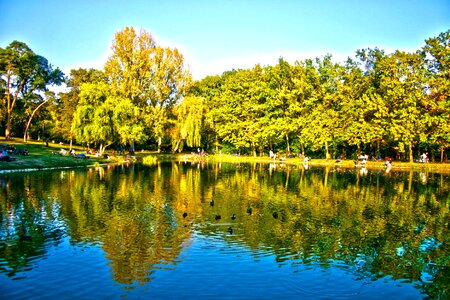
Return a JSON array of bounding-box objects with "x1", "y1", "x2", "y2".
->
[
  {"x1": 72, "y1": 82, "x2": 146, "y2": 155},
  {"x1": 422, "y1": 30, "x2": 450, "y2": 162},
  {"x1": 376, "y1": 50, "x2": 427, "y2": 162},
  {"x1": 72, "y1": 82, "x2": 114, "y2": 154},
  {"x1": 104, "y1": 27, "x2": 191, "y2": 151},
  {"x1": 0, "y1": 41, "x2": 64, "y2": 139},
  {"x1": 265, "y1": 58, "x2": 303, "y2": 154},
  {"x1": 302, "y1": 55, "x2": 343, "y2": 159},
  {"x1": 211, "y1": 67, "x2": 268, "y2": 156},
  {"x1": 54, "y1": 68, "x2": 105, "y2": 148}
]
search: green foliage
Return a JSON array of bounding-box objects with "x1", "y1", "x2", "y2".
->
[
  {"x1": 51, "y1": 68, "x2": 106, "y2": 142},
  {"x1": 104, "y1": 27, "x2": 191, "y2": 150},
  {"x1": 171, "y1": 95, "x2": 204, "y2": 152},
  {"x1": 0, "y1": 41, "x2": 64, "y2": 139},
  {"x1": 3, "y1": 29, "x2": 449, "y2": 161},
  {"x1": 142, "y1": 155, "x2": 158, "y2": 166},
  {"x1": 191, "y1": 30, "x2": 450, "y2": 161}
]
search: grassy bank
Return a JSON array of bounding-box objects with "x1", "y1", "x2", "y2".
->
[{"x1": 0, "y1": 138, "x2": 111, "y2": 172}]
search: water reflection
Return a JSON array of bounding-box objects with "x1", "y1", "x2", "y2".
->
[{"x1": 0, "y1": 163, "x2": 449, "y2": 298}]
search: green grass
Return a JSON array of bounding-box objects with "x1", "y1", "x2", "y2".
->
[{"x1": 0, "y1": 138, "x2": 110, "y2": 172}]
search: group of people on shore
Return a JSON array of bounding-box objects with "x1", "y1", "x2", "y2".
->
[{"x1": 419, "y1": 152, "x2": 429, "y2": 163}]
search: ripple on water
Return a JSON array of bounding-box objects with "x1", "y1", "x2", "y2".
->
[{"x1": 0, "y1": 238, "x2": 120, "y2": 299}]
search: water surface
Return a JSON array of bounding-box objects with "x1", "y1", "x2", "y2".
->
[{"x1": 0, "y1": 162, "x2": 448, "y2": 299}]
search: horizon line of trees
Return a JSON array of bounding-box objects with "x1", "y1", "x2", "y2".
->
[{"x1": 1, "y1": 27, "x2": 449, "y2": 162}]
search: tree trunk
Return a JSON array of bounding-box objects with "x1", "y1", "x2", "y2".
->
[
  {"x1": 98, "y1": 143, "x2": 110, "y2": 156},
  {"x1": 130, "y1": 141, "x2": 135, "y2": 155},
  {"x1": 376, "y1": 139, "x2": 381, "y2": 159},
  {"x1": 5, "y1": 112, "x2": 12, "y2": 139},
  {"x1": 286, "y1": 132, "x2": 290, "y2": 153},
  {"x1": 325, "y1": 141, "x2": 331, "y2": 159},
  {"x1": 158, "y1": 137, "x2": 162, "y2": 153},
  {"x1": 215, "y1": 134, "x2": 219, "y2": 152},
  {"x1": 441, "y1": 146, "x2": 444, "y2": 163},
  {"x1": 23, "y1": 100, "x2": 48, "y2": 143},
  {"x1": 173, "y1": 139, "x2": 181, "y2": 153},
  {"x1": 408, "y1": 143, "x2": 413, "y2": 163},
  {"x1": 5, "y1": 72, "x2": 25, "y2": 140},
  {"x1": 5, "y1": 70, "x2": 12, "y2": 139}
]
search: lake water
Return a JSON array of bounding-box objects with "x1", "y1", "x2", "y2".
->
[{"x1": 0, "y1": 162, "x2": 448, "y2": 299}]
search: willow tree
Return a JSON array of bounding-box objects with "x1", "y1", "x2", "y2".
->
[
  {"x1": 54, "y1": 68, "x2": 105, "y2": 148},
  {"x1": 171, "y1": 95, "x2": 205, "y2": 152},
  {"x1": 104, "y1": 26, "x2": 191, "y2": 151},
  {"x1": 72, "y1": 82, "x2": 115, "y2": 155}
]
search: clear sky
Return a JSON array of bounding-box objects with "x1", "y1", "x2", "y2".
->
[{"x1": 1, "y1": 0, "x2": 449, "y2": 80}]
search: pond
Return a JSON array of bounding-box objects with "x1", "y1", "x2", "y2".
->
[{"x1": 0, "y1": 162, "x2": 449, "y2": 299}]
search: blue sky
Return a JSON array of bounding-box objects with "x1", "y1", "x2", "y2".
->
[{"x1": 1, "y1": 0, "x2": 449, "y2": 79}]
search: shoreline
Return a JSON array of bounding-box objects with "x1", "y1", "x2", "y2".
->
[
  {"x1": 1, "y1": 137, "x2": 449, "y2": 174},
  {"x1": 174, "y1": 153, "x2": 450, "y2": 173},
  {"x1": 1, "y1": 155, "x2": 449, "y2": 175},
  {"x1": 0, "y1": 163, "x2": 114, "y2": 174}
]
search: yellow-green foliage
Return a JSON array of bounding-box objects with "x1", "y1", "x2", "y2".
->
[{"x1": 142, "y1": 155, "x2": 158, "y2": 166}]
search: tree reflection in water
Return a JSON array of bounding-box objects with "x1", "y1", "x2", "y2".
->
[{"x1": 0, "y1": 162, "x2": 448, "y2": 298}]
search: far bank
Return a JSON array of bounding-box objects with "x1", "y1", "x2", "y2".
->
[{"x1": 1, "y1": 138, "x2": 450, "y2": 174}]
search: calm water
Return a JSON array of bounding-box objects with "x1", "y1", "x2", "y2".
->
[{"x1": 0, "y1": 162, "x2": 448, "y2": 299}]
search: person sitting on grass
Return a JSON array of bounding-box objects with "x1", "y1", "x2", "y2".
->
[{"x1": 0, "y1": 149, "x2": 16, "y2": 162}]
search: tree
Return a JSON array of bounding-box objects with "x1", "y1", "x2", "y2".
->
[
  {"x1": 265, "y1": 58, "x2": 303, "y2": 154},
  {"x1": 23, "y1": 91, "x2": 55, "y2": 142},
  {"x1": 340, "y1": 53, "x2": 386, "y2": 158},
  {"x1": 54, "y1": 68, "x2": 105, "y2": 147},
  {"x1": 72, "y1": 82, "x2": 115, "y2": 155},
  {"x1": 376, "y1": 51, "x2": 427, "y2": 162},
  {"x1": 104, "y1": 27, "x2": 191, "y2": 151},
  {"x1": 171, "y1": 95, "x2": 205, "y2": 152},
  {"x1": 190, "y1": 75, "x2": 222, "y2": 152},
  {"x1": 72, "y1": 82, "x2": 147, "y2": 155},
  {"x1": 211, "y1": 67, "x2": 268, "y2": 156},
  {"x1": 302, "y1": 55, "x2": 343, "y2": 159},
  {"x1": 422, "y1": 30, "x2": 450, "y2": 162},
  {"x1": 0, "y1": 41, "x2": 64, "y2": 139}
]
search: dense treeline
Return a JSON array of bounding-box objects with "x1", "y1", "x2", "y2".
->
[
  {"x1": 188, "y1": 30, "x2": 449, "y2": 162},
  {"x1": 1, "y1": 27, "x2": 449, "y2": 161}
]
